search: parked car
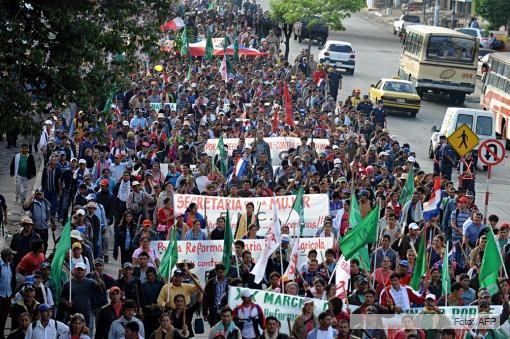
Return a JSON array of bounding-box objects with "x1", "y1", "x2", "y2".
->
[
  {"x1": 369, "y1": 78, "x2": 421, "y2": 117},
  {"x1": 293, "y1": 16, "x2": 329, "y2": 45},
  {"x1": 393, "y1": 15, "x2": 421, "y2": 35},
  {"x1": 455, "y1": 28, "x2": 490, "y2": 48},
  {"x1": 318, "y1": 40, "x2": 355, "y2": 75}
]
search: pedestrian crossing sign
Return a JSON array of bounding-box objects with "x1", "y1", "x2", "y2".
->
[{"x1": 447, "y1": 124, "x2": 479, "y2": 157}]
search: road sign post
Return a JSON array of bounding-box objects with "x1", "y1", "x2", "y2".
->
[{"x1": 478, "y1": 139, "x2": 506, "y2": 223}]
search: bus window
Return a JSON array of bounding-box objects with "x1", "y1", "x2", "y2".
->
[
  {"x1": 456, "y1": 114, "x2": 473, "y2": 130},
  {"x1": 476, "y1": 116, "x2": 492, "y2": 136},
  {"x1": 426, "y1": 36, "x2": 475, "y2": 64}
]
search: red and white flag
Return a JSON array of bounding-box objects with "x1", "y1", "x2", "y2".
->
[
  {"x1": 251, "y1": 195, "x2": 282, "y2": 284},
  {"x1": 283, "y1": 238, "x2": 300, "y2": 281},
  {"x1": 335, "y1": 255, "x2": 350, "y2": 300}
]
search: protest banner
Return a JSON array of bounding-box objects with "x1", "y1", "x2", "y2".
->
[
  {"x1": 173, "y1": 193, "x2": 330, "y2": 237},
  {"x1": 203, "y1": 137, "x2": 330, "y2": 166},
  {"x1": 150, "y1": 102, "x2": 177, "y2": 111},
  {"x1": 151, "y1": 237, "x2": 334, "y2": 285},
  {"x1": 227, "y1": 286, "x2": 329, "y2": 335}
]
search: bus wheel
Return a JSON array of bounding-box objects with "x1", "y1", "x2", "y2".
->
[{"x1": 451, "y1": 92, "x2": 466, "y2": 104}]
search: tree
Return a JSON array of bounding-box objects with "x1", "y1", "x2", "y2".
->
[
  {"x1": 270, "y1": 0, "x2": 363, "y2": 60},
  {"x1": 475, "y1": 0, "x2": 510, "y2": 29},
  {"x1": 0, "y1": 0, "x2": 174, "y2": 138}
]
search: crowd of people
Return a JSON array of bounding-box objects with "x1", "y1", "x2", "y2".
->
[{"x1": 1, "y1": 0, "x2": 510, "y2": 339}]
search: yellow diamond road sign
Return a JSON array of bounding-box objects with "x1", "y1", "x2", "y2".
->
[{"x1": 447, "y1": 124, "x2": 479, "y2": 157}]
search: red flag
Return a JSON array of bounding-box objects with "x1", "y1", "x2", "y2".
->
[
  {"x1": 272, "y1": 107, "x2": 278, "y2": 133},
  {"x1": 283, "y1": 82, "x2": 294, "y2": 126}
]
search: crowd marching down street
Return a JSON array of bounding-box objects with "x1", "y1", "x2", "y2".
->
[{"x1": 1, "y1": 0, "x2": 510, "y2": 339}]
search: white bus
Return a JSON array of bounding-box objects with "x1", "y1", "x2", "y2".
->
[
  {"x1": 399, "y1": 25, "x2": 479, "y2": 104},
  {"x1": 480, "y1": 52, "x2": 510, "y2": 149}
]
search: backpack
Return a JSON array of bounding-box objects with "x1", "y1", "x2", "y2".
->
[{"x1": 31, "y1": 319, "x2": 64, "y2": 338}]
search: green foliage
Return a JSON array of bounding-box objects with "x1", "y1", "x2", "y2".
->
[
  {"x1": 475, "y1": 0, "x2": 510, "y2": 29},
  {"x1": 0, "y1": 0, "x2": 174, "y2": 135},
  {"x1": 271, "y1": 0, "x2": 364, "y2": 32}
]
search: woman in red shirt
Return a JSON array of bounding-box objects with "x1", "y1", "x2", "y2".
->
[
  {"x1": 157, "y1": 197, "x2": 174, "y2": 240},
  {"x1": 16, "y1": 240, "x2": 45, "y2": 277}
]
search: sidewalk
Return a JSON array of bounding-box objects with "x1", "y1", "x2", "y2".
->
[
  {"x1": 0, "y1": 139, "x2": 43, "y2": 248},
  {"x1": 365, "y1": 7, "x2": 469, "y2": 29}
]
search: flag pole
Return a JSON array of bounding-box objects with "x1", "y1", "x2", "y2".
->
[
  {"x1": 69, "y1": 247, "x2": 72, "y2": 301},
  {"x1": 167, "y1": 234, "x2": 172, "y2": 304},
  {"x1": 491, "y1": 228, "x2": 509, "y2": 279},
  {"x1": 235, "y1": 213, "x2": 241, "y2": 278},
  {"x1": 279, "y1": 245, "x2": 285, "y2": 294},
  {"x1": 371, "y1": 202, "x2": 381, "y2": 290}
]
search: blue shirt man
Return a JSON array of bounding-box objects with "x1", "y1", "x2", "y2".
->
[{"x1": 371, "y1": 101, "x2": 387, "y2": 127}]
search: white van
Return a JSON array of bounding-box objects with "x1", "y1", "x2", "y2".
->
[{"x1": 429, "y1": 107, "x2": 496, "y2": 158}]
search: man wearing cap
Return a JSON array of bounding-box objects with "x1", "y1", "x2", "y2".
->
[
  {"x1": 96, "y1": 286, "x2": 123, "y2": 339},
  {"x1": 70, "y1": 229, "x2": 94, "y2": 268},
  {"x1": 9, "y1": 216, "x2": 41, "y2": 267},
  {"x1": 0, "y1": 248, "x2": 16, "y2": 337},
  {"x1": 10, "y1": 144, "x2": 37, "y2": 203},
  {"x1": 10, "y1": 284, "x2": 39, "y2": 331},
  {"x1": 61, "y1": 262, "x2": 99, "y2": 327},
  {"x1": 232, "y1": 289, "x2": 266, "y2": 339},
  {"x1": 157, "y1": 267, "x2": 200, "y2": 310},
  {"x1": 24, "y1": 303, "x2": 69, "y2": 338},
  {"x1": 392, "y1": 222, "x2": 420, "y2": 260},
  {"x1": 38, "y1": 120, "x2": 54, "y2": 155},
  {"x1": 115, "y1": 262, "x2": 143, "y2": 310}
]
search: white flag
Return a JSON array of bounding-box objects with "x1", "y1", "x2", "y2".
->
[
  {"x1": 251, "y1": 195, "x2": 281, "y2": 284},
  {"x1": 219, "y1": 54, "x2": 227, "y2": 82},
  {"x1": 335, "y1": 255, "x2": 350, "y2": 299},
  {"x1": 283, "y1": 238, "x2": 299, "y2": 281}
]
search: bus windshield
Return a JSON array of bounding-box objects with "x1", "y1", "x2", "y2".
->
[{"x1": 426, "y1": 35, "x2": 476, "y2": 64}]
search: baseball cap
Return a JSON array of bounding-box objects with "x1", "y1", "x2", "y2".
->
[
  {"x1": 281, "y1": 234, "x2": 290, "y2": 244},
  {"x1": 132, "y1": 181, "x2": 140, "y2": 186},
  {"x1": 78, "y1": 159, "x2": 87, "y2": 164},
  {"x1": 100, "y1": 179, "x2": 109, "y2": 186},
  {"x1": 72, "y1": 242, "x2": 82, "y2": 250},
  {"x1": 40, "y1": 262, "x2": 51, "y2": 269},
  {"x1": 94, "y1": 258, "x2": 104, "y2": 265},
  {"x1": 425, "y1": 294, "x2": 436, "y2": 301},
  {"x1": 70, "y1": 230, "x2": 83, "y2": 241},
  {"x1": 122, "y1": 120, "x2": 130, "y2": 126},
  {"x1": 74, "y1": 262, "x2": 87, "y2": 270},
  {"x1": 85, "y1": 194, "x2": 96, "y2": 201},
  {"x1": 458, "y1": 197, "x2": 469, "y2": 204},
  {"x1": 357, "y1": 190, "x2": 369, "y2": 197},
  {"x1": 142, "y1": 219, "x2": 152, "y2": 227},
  {"x1": 86, "y1": 202, "x2": 97, "y2": 209},
  {"x1": 408, "y1": 222, "x2": 420, "y2": 230},
  {"x1": 357, "y1": 276, "x2": 368, "y2": 284},
  {"x1": 21, "y1": 216, "x2": 34, "y2": 224},
  {"x1": 22, "y1": 284, "x2": 35, "y2": 292},
  {"x1": 76, "y1": 209, "x2": 86, "y2": 216},
  {"x1": 38, "y1": 304, "x2": 51, "y2": 312},
  {"x1": 241, "y1": 289, "x2": 253, "y2": 298},
  {"x1": 109, "y1": 286, "x2": 121, "y2": 293},
  {"x1": 123, "y1": 262, "x2": 133, "y2": 269},
  {"x1": 399, "y1": 260, "x2": 409, "y2": 267}
]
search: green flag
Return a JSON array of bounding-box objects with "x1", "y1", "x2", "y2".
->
[
  {"x1": 180, "y1": 28, "x2": 189, "y2": 57},
  {"x1": 410, "y1": 231, "x2": 427, "y2": 290},
  {"x1": 349, "y1": 192, "x2": 362, "y2": 227},
  {"x1": 102, "y1": 85, "x2": 116, "y2": 114},
  {"x1": 186, "y1": 59, "x2": 192, "y2": 80},
  {"x1": 339, "y1": 205, "x2": 379, "y2": 260},
  {"x1": 160, "y1": 227, "x2": 178, "y2": 278},
  {"x1": 352, "y1": 247, "x2": 370, "y2": 272},
  {"x1": 205, "y1": 31, "x2": 214, "y2": 60},
  {"x1": 50, "y1": 220, "x2": 72, "y2": 303},
  {"x1": 479, "y1": 227, "x2": 503, "y2": 295},
  {"x1": 442, "y1": 241, "x2": 451, "y2": 296},
  {"x1": 292, "y1": 186, "x2": 305, "y2": 236},
  {"x1": 222, "y1": 210, "x2": 233, "y2": 273},
  {"x1": 399, "y1": 167, "x2": 415, "y2": 206},
  {"x1": 223, "y1": 36, "x2": 231, "y2": 50},
  {"x1": 217, "y1": 134, "x2": 227, "y2": 175},
  {"x1": 207, "y1": 0, "x2": 216, "y2": 10},
  {"x1": 233, "y1": 35, "x2": 239, "y2": 62}
]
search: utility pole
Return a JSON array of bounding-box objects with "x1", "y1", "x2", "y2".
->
[
  {"x1": 433, "y1": 0, "x2": 440, "y2": 26},
  {"x1": 422, "y1": 0, "x2": 427, "y2": 25}
]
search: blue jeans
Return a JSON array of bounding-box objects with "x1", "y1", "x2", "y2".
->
[{"x1": 44, "y1": 191, "x2": 58, "y2": 218}]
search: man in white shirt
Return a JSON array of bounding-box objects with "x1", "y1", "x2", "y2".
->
[
  {"x1": 24, "y1": 303, "x2": 69, "y2": 338},
  {"x1": 307, "y1": 311, "x2": 335, "y2": 339}
]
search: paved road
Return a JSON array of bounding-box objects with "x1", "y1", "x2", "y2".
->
[{"x1": 264, "y1": 4, "x2": 510, "y2": 222}]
